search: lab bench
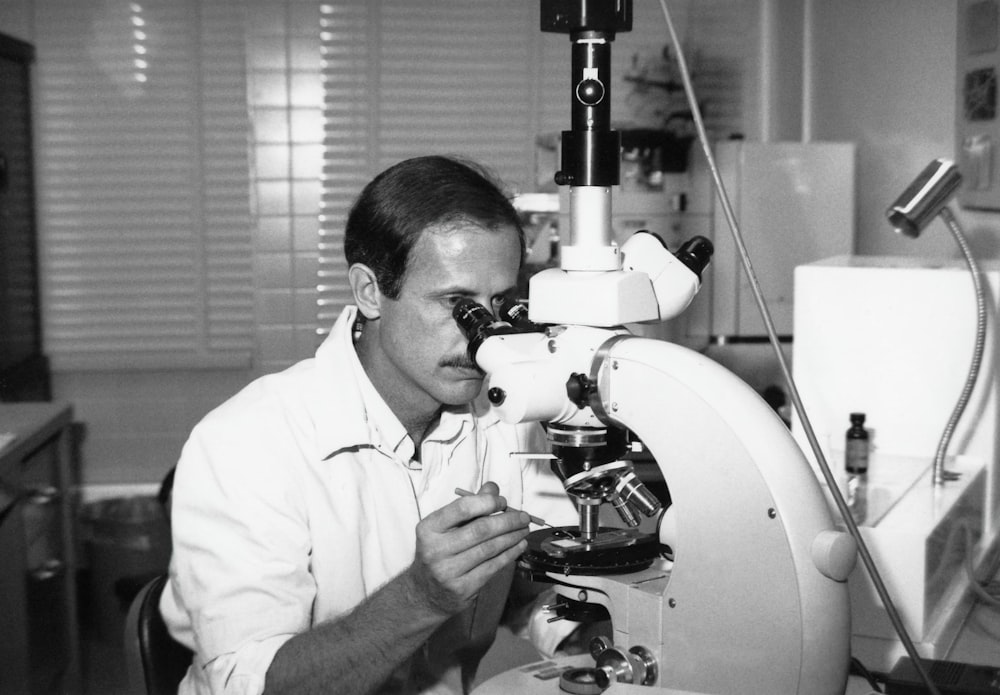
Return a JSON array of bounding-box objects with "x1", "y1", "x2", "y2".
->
[{"x1": 0, "y1": 402, "x2": 81, "y2": 694}]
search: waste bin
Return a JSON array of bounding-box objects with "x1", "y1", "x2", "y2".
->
[{"x1": 79, "y1": 495, "x2": 171, "y2": 644}]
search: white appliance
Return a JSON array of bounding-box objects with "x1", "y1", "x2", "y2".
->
[
  {"x1": 792, "y1": 255, "x2": 1000, "y2": 671},
  {"x1": 706, "y1": 141, "x2": 856, "y2": 338},
  {"x1": 552, "y1": 140, "x2": 856, "y2": 346}
]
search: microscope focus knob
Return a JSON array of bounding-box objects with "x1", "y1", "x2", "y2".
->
[
  {"x1": 811, "y1": 529, "x2": 858, "y2": 582},
  {"x1": 594, "y1": 666, "x2": 615, "y2": 690},
  {"x1": 589, "y1": 635, "x2": 614, "y2": 659},
  {"x1": 591, "y1": 643, "x2": 657, "y2": 689},
  {"x1": 564, "y1": 372, "x2": 593, "y2": 409}
]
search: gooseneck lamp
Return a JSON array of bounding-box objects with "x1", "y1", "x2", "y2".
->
[{"x1": 886, "y1": 159, "x2": 988, "y2": 485}]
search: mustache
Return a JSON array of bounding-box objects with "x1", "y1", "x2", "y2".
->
[{"x1": 440, "y1": 355, "x2": 483, "y2": 372}]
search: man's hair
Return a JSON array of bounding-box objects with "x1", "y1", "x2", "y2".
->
[{"x1": 344, "y1": 155, "x2": 525, "y2": 299}]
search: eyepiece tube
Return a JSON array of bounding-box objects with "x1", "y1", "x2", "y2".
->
[
  {"x1": 453, "y1": 298, "x2": 509, "y2": 364},
  {"x1": 886, "y1": 159, "x2": 962, "y2": 238}
]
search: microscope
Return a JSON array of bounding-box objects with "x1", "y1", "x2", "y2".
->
[{"x1": 463, "y1": 2, "x2": 857, "y2": 693}]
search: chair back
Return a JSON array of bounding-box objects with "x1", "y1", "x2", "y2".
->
[{"x1": 124, "y1": 574, "x2": 194, "y2": 695}]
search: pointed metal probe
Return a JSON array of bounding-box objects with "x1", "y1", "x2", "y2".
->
[{"x1": 453, "y1": 487, "x2": 559, "y2": 529}]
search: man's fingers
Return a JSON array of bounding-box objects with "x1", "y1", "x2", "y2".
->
[
  {"x1": 423, "y1": 488, "x2": 508, "y2": 532},
  {"x1": 476, "y1": 481, "x2": 500, "y2": 497},
  {"x1": 418, "y1": 508, "x2": 530, "y2": 559},
  {"x1": 431, "y1": 533, "x2": 530, "y2": 596},
  {"x1": 408, "y1": 482, "x2": 533, "y2": 614},
  {"x1": 414, "y1": 511, "x2": 531, "y2": 580},
  {"x1": 465, "y1": 525, "x2": 531, "y2": 567},
  {"x1": 409, "y1": 533, "x2": 530, "y2": 616},
  {"x1": 455, "y1": 537, "x2": 530, "y2": 591}
]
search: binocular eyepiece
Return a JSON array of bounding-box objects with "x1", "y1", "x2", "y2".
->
[
  {"x1": 452, "y1": 299, "x2": 506, "y2": 364},
  {"x1": 452, "y1": 297, "x2": 541, "y2": 364}
]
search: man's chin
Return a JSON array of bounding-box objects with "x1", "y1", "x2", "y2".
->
[{"x1": 439, "y1": 376, "x2": 485, "y2": 406}]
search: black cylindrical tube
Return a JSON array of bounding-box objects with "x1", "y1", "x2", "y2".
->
[
  {"x1": 556, "y1": 31, "x2": 620, "y2": 187},
  {"x1": 570, "y1": 35, "x2": 612, "y2": 131},
  {"x1": 560, "y1": 131, "x2": 620, "y2": 187}
]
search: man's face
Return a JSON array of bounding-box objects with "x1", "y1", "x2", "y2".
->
[{"x1": 371, "y1": 222, "x2": 522, "y2": 414}]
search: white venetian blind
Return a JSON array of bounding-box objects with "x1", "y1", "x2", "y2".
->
[{"x1": 33, "y1": 0, "x2": 254, "y2": 370}]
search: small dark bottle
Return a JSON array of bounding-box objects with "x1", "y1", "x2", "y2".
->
[{"x1": 845, "y1": 412, "x2": 869, "y2": 524}]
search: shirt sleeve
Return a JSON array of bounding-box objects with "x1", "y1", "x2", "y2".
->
[
  {"x1": 165, "y1": 398, "x2": 316, "y2": 695},
  {"x1": 195, "y1": 635, "x2": 291, "y2": 695}
]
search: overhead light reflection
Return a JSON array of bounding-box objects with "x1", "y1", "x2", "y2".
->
[{"x1": 130, "y1": 3, "x2": 147, "y2": 84}]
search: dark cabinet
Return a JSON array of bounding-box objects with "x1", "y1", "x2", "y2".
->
[
  {"x1": 0, "y1": 403, "x2": 80, "y2": 694},
  {"x1": 0, "y1": 33, "x2": 50, "y2": 402}
]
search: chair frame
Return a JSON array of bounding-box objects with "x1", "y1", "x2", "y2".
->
[{"x1": 124, "y1": 574, "x2": 194, "y2": 695}]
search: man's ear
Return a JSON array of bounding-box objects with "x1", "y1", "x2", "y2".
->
[{"x1": 348, "y1": 263, "x2": 382, "y2": 320}]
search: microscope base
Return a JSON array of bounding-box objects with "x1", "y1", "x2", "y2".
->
[{"x1": 472, "y1": 654, "x2": 878, "y2": 694}]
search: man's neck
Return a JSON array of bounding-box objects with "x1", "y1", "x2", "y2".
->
[
  {"x1": 354, "y1": 327, "x2": 442, "y2": 451},
  {"x1": 404, "y1": 414, "x2": 441, "y2": 457}
]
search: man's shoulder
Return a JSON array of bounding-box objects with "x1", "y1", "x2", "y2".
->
[{"x1": 194, "y1": 358, "x2": 321, "y2": 438}]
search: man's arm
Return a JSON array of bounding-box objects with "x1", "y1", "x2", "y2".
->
[{"x1": 263, "y1": 482, "x2": 530, "y2": 695}]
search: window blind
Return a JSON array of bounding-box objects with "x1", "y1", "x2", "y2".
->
[{"x1": 33, "y1": 0, "x2": 254, "y2": 370}]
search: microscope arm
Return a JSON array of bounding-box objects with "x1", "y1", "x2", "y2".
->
[
  {"x1": 475, "y1": 326, "x2": 854, "y2": 694},
  {"x1": 587, "y1": 335, "x2": 853, "y2": 694}
]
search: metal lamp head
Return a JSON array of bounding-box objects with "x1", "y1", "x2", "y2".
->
[{"x1": 886, "y1": 159, "x2": 962, "y2": 238}]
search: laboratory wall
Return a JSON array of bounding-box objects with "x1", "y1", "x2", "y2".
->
[
  {"x1": 810, "y1": 0, "x2": 999, "y2": 260},
  {"x1": 0, "y1": 0, "x2": 996, "y2": 488},
  {"x1": 0, "y1": 1, "x2": 325, "y2": 485}
]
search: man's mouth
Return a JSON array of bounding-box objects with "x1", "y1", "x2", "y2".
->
[{"x1": 441, "y1": 357, "x2": 484, "y2": 376}]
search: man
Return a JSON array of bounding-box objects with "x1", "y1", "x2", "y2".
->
[{"x1": 161, "y1": 156, "x2": 577, "y2": 695}]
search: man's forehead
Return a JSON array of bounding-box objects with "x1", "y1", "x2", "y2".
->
[
  {"x1": 414, "y1": 221, "x2": 521, "y2": 257},
  {"x1": 423, "y1": 218, "x2": 517, "y2": 238},
  {"x1": 400, "y1": 221, "x2": 521, "y2": 290}
]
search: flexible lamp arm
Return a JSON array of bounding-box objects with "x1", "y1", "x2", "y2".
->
[{"x1": 886, "y1": 159, "x2": 988, "y2": 486}]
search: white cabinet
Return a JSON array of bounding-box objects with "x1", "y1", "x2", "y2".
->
[{"x1": 705, "y1": 141, "x2": 856, "y2": 339}]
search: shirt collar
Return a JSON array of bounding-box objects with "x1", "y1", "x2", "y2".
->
[
  {"x1": 312, "y1": 306, "x2": 501, "y2": 463},
  {"x1": 311, "y1": 306, "x2": 375, "y2": 460}
]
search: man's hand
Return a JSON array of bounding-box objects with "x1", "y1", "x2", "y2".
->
[
  {"x1": 266, "y1": 481, "x2": 529, "y2": 694},
  {"x1": 405, "y1": 481, "x2": 531, "y2": 617}
]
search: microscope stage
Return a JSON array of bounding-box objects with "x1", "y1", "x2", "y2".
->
[{"x1": 520, "y1": 527, "x2": 662, "y2": 576}]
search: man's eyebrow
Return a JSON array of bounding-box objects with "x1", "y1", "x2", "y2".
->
[
  {"x1": 431, "y1": 286, "x2": 477, "y2": 297},
  {"x1": 431, "y1": 284, "x2": 518, "y2": 297}
]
